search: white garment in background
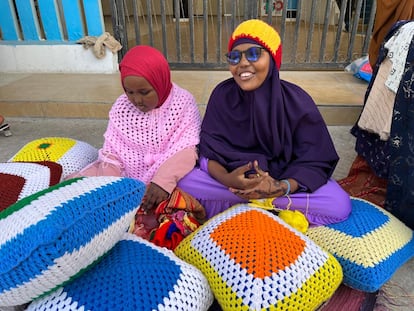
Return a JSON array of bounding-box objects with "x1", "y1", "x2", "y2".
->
[
  {"x1": 358, "y1": 58, "x2": 396, "y2": 140},
  {"x1": 384, "y1": 22, "x2": 414, "y2": 93}
]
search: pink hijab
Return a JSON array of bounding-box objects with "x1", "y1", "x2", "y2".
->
[{"x1": 119, "y1": 45, "x2": 173, "y2": 107}]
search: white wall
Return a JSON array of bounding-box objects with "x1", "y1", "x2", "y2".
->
[{"x1": 0, "y1": 44, "x2": 119, "y2": 74}]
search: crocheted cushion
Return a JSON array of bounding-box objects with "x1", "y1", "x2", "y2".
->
[
  {"x1": 306, "y1": 197, "x2": 414, "y2": 292},
  {"x1": 0, "y1": 176, "x2": 145, "y2": 307},
  {"x1": 27, "y1": 233, "x2": 213, "y2": 311},
  {"x1": 0, "y1": 161, "x2": 62, "y2": 212},
  {"x1": 174, "y1": 204, "x2": 343, "y2": 311},
  {"x1": 9, "y1": 137, "x2": 98, "y2": 179}
]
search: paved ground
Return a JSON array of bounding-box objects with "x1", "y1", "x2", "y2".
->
[{"x1": 1, "y1": 117, "x2": 357, "y2": 180}]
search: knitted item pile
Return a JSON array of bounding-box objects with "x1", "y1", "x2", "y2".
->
[
  {"x1": 27, "y1": 233, "x2": 214, "y2": 311},
  {"x1": 102, "y1": 83, "x2": 201, "y2": 183},
  {"x1": 0, "y1": 161, "x2": 62, "y2": 212},
  {"x1": 9, "y1": 137, "x2": 98, "y2": 179},
  {"x1": 0, "y1": 176, "x2": 146, "y2": 306},
  {"x1": 174, "y1": 204, "x2": 343, "y2": 311},
  {"x1": 307, "y1": 197, "x2": 414, "y2": 292}
]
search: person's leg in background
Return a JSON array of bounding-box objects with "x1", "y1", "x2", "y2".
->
[{"x1": 335, "y1": 0, "x2": 354, "y2": 32}]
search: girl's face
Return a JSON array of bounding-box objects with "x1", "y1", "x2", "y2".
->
[
  {"x1": 228, "y1": 43, "x2": 270, "y2": 91},
  {"x1": 123, "y1": 76, "x2": 159, "y2": 112}
]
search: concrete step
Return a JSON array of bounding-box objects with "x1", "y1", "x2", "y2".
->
[{"x1": 0, "y1": 71, "x2": 367, "y2": 125}]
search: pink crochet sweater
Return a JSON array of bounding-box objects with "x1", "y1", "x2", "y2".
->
[{"x1": 101, "y1": 83, "x2": 201, "y2": 190}]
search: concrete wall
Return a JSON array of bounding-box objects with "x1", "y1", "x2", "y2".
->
[{"x1": 0, "y1": 44, "x2": 119, "y2": 74}]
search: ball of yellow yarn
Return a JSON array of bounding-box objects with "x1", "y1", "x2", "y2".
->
[{"x1": 278, "y1": 210, "x2": 309, "y2": 233}]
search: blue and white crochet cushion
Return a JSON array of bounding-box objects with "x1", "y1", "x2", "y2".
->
[
  {"x1": 0, "y1": 176, "x2": 145, "y2": 307},
  {"x1": 27, "y1": 233, "x2": 214, "y2": 311},
  {"x1": 8, "y1": 137, "x2": 98, "y2": 179},
  {"x1": 175, "y1": 204, "x2": 343, "y2": 311},
  {"x1": 306, "y1": 197, "x2": 414, "y2": 292}
]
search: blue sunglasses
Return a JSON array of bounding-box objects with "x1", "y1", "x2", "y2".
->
[{"x1": 225, "y1": 46, "x2": 265, "y2": 65}]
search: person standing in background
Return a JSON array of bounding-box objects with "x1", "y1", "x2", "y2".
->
[{"x1": 368, "y1": 0, "x2": 414, "y2": 68}]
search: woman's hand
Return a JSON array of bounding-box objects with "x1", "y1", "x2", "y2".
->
[
  {"x1": 140, "y1": 182, "x2": 169, "y2": 213},
  {"x1": 229, "y1": 161, "x2": 298, "y2": 200},
  {"x1": 229, "y1": 175, "x2": 286, "y2": 199},
  {"x1": 209, "y1": 160, "x2": 267, "y2": 189},
  {"x1": 226, "y1": 163, "x2": 266, "y2": 189}
]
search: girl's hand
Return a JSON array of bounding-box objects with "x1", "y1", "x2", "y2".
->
[{"x1": 140, "y1": 182, "x2": 169, "y2": 213}]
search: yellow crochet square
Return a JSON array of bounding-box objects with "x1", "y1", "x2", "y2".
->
[
  {"x1": 9, "y1": 137, "x2": 98, "y2": 179},
  {"x1": 175, "y1": 204, "x2": 343, "y2": 311}
]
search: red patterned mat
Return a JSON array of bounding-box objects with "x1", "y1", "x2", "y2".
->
[{"x1": 320, "y1": 284, "x2": 378, "y2": 311}]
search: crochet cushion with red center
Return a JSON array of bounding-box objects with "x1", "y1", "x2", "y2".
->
[
  {"x1": 174, "y1": 204, "x2": 343, "y2": 311},
  {"x1": 0, "y1": 161, "x2": 62, "y2": 212}
]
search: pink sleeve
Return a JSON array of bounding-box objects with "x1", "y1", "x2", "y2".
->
[{"x1": 151, "y1": 147, "x2": 198, "y2": 194}]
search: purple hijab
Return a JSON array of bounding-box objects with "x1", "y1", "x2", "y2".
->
[{"x1": 200, "y1": 59, "x2": 339, "y2": 192}]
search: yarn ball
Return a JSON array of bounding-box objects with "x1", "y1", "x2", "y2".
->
[
  {"x1": 27, "y1": 233, "x2": 214, "y2": 311},
  {"x1": 307, "y1": 197, "x2": 414, "y2": 292},
  {"x1": 175, "y1": 204, "x2": 343, "y2": 311},
  {"x1": 278, "y1": 209, "x2": 309, "y2": 233},
  {"x1": 0, "y1": 161, "x2": 62, "y2": 212},
  {"x1": 8, "y1": 137, "x2": 98, "y2": 179},
  {"x1": 0, "y1": 176, "x2": 146, "y2": 306}
]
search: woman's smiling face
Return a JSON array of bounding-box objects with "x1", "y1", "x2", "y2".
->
[
  {"x1": 123, "y1": 76, "x2": 159, "y2": 112},
  {"x1": 228, "y1": 43, "x2": 270, "y2": 91}
]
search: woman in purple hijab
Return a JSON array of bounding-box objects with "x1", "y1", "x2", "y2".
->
[{"x1": 178, "y1": 19, "x2": 351, "y2": 225}]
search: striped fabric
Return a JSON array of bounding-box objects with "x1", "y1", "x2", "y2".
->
[
  {"x1": 27, "y1": 233, "x2": 213, "y2": 311},
  {"x1": 0, "y1": 161, "x2": 62, "y2": 212},
  {"x1": 0, "y1": 177, "x2": 145, "y2": 306},
  {"x1": 307, "y1": 197, "x2": 414, "y2": 292},
  {"x1": 175, "y1": 204, "x2": 343, "y2": 311},
  {"x1": 9, "y1": 137, "x2": 98, "y2": 179}
]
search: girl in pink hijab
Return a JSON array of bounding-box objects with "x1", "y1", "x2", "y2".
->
[{"x1": 71, "y1": 45, "x2": 201, "y2": 213}]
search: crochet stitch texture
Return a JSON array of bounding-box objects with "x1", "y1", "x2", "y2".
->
[
  {"x1": 0, "y1": 161, "x2": 62, "y2": 212},
  {"x1": 0, "y1": 176, "x2": 145, "y2": 306},
  {"x1": 9, "y1": 137, "x2": 98, "y2": 179},
  {"x1": 175, "y1": 204, "x2": 343, "y2": 311},
  {"x1": 228, "y1": 19, "x2": 282, "y2": 69},
  {"x1": 27, "y1": 233, "x2": 214, "y2": 311},
  {"x1": 102, "y1": 83, "x2": 201, "y2": 184},
  {"x1": 307, "y1": 197, "x2": 414, "y2": 292}
]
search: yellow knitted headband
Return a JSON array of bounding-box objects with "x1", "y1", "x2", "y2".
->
[{"x1": 228, "y1": 19, "x2": 282, "y2": 69}]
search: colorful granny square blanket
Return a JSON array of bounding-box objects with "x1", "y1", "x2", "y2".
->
[
  {"x1": 175, "y1": 204, "x2": 343, "y2": 311},
  {"x1": 307, "y1": 197, "x2": 414, "y2": 292},
  {"x1": 0, "y1": 176, "x2": 145, "y2": 306},
  {"x1": 27, "y1": 233, "x2": 213, "y2": 311}
]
